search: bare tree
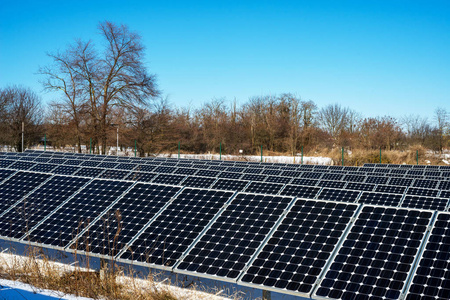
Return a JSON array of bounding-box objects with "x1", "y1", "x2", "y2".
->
[
  {"x1": 318, "y1": 103, "x2": 350, "y2": 147},
  {"x1": 435, "y1": 107, "x2": 448, "y2": 153},
  {"x1": 0, "y1": 86, "x2": 43, "y2": 151}
]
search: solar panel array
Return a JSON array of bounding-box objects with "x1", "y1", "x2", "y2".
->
[{"x1": 0, "y1": 150, "x2": 449, "y2": 299}]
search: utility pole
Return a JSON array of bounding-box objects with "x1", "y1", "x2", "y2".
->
[{"x1": 21, "y1": 122, "x2": 24, "y2": 152}]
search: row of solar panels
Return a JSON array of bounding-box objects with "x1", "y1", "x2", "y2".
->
[
  {"x1": 6, "y1": 150, "x2": 450, "y2": 178},
  {"x1": 0, "y1": 168, "x2": 447, "y2": 300},
  {"x1": 2, "y1": 159, "x2": 450, "y2": 212}
]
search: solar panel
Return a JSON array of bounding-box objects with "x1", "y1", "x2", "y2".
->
[
  {"x1": 98, "y1": 170, "x2": 131, "y2": 180},
  {"x1": 98, "y1": 162, "x2": 119, "y2": 169},
  {"x1": 71, "y1": 183, "x2": 182, "y2": 257},
  {"x1": 358, "y1": 192, "x2": 403, "y2": 207},
  {"x1": 317, "y1": 180, "x2": 346, "y2": 189},
  {"x1": 262, "y1": 169, "x2": 282, "y2": 176},
  {"x1": 0, "y1": 169, "x2": 16, "y2": 182},
  {"x1": 365, "y1": 176, "x2": 389, "y2": 184},
  {"x1": 119, "y1": 188, "x2": 234, "y2": 268},
  {"x1": 264, "y1": 176, "x2": 292, "y2": 184},
  {"x1": 316, "y1": 188, "x2": 360, "y2": 202},
  {"x1": 440, "y1": 191, "x2": 450, "y2": 199},
  {"x1": 280, "y1": 171, "x2": 303, "y2": 177},
  {"x1": 407, "y1": 187, "x2": 439, "y2": 197},
  {"x1": 301, "y1": 172, "x2": 323, "y2": 179},
  {"x1": 74, "y1": 167, "x2": 105, "y2": 177},
  {"x1": 133, "y1": 164, "x2": 157, "y2": 172},
  {"x1": 63, "y1": 159, "x2": 83, "y2": 166},
  {"x1": 154, "y1": 166, "x2": 176, "y2": 174},
  {"x1": 115, "y1": 163, "x2": 136, "y2": 170},
  {"x1": 27, "y1": 179, "x2": 134, "y2": 247},
  {"x1": 52, "y1": 165, "x2": 80, "y2": 175},
  {"x1": 343, "y1": 175, "x2": 366, "y2": 183},
  {"x1": 290, "y1": 178, "x2": 318, "y2": 186},
  {"x1": 438, "y1": 181, "x2": 450, "y2": 190},
  {"x1": 174, "y1": 168, "x2": 198, "y2": 175},
  {"x1": 29, "y1": 163, "x2": 58, "y2": 173},
  {"x1": 401, "y1": 195, "x2": 448, "y2": 211},
  {"x1": 413, "y1": 179, "x2": 439, "y2": 189},
  {"x1": 152, "y1": 174, "x2": 186, "y2": 185},
  {"x1": 244, "y1": 182, "x2": 284, "y2": 195},
  {"x1": 241, "y1": 174, "x2": 267, "y2": 182},
  {"x1": 375, "y1": 185, "x2": 407, "y2": 194},
  {"x1": 0, "y1": 171, "x2": 52, "y2": 213},
  {"x1": 211, "y1": 179, "x2": 249, "y2": 192},
  {"x1": 226, "y1": 167, "x2": 245, "y2": 173},
  {"x1": 125, "y1": 171, "x2": 157, "y2": 182},
  {"x1": 80, "y1": 160, "x2": 101, "y2": 167},
  {"x1": 180, "y1": 176, "x2": 216, "y2": 188},
  {"x1": 405, "y1": 212, "x2": 450, "y2": 300},
  {"x1": 345, "y1": 182, "x2": 375, "y2": 192},
  {"x1": 388, "y1": 177, "x2": 414, "y2": 186},
  {"x1": 279, "y1": 185, "x2": 321, "y2": 198},
  {"x1": 243, "y1": 168, "x2": 263, "y2": 174},
  {"x1": 239, "y1": 200, "x2": 358, "y2": 297},
  {"x1": 321, "y1": 173, "x2": 344, "y2": 181},
  {"x1": 0, "y1": 175, "x2": 91, "y2": 239},
  {"x1": 0, "y1": 159, "x2": 14, "y2": 168},
  {"x1": 48, "y1": 158, "x2": 67, "y2": 164},
  {"x1": 175, "y1": 193, "x2": 294, "y2": 281},
  {"x1": 314, "y1": 206, "x2": 432, "y2": 300},
  {"x1": 196, "y1": 169, "x2": 220, "y2": 177},
  {"x1": 217, "y1": 172, "x2": 243, "y2": 179},
  {"x1": 9, "y1": 161, "x2": 36, "y2": 170}
]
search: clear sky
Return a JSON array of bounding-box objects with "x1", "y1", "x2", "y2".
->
[{"x1": 1, "y1": 0, "x2": 449, "y2": 120}]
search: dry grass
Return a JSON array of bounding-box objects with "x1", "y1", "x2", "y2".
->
[
  {"x1": 310, "y1": 146, "x2": 445, "y2": 166},
  {"x1": 0, "y1": 246, "x2": 232, "y2": 300}
]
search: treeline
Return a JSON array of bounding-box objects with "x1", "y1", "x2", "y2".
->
[
  {"x1": 0, "y1": 85, "x2": 448, "y2": 156},
  {"x1": 0, "y1": 21, "x2": 448, "y2": 156}
]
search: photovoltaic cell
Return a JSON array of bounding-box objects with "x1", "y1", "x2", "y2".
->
[
  {"x1": 438, "y1": 181, "x2": 450, "y2": 190},
  {"x1": 315, "y1": 206, "x2": 432, "y2": 300},
  {"x1": 152, "y1": 174, "x2": 186, "y2": 185},
  {"x1": 0, "y1": 175, "x2": 90, "y2": 239},
  {"x1": 407, "y1": 187, "x2": 439, "y2": 197},
  {"x1": 98, "y1": 162, "x2": 119, "y2": 169},
  {"x1": 74, "y1": 183, "x2": 182, "y2": 256},
  {"x1": 244, "y1": 182, "x2": 284, "y2": 195},
  {"x1": 413, "y1": 179, "x2": 439, "y2": 189},
  {"x1": 154, "y1": 166, "x2": 176, "y2": 174},
  {"x1": 9, "y1": 161, "x2": 36, "y2": 170},
  {"x1": 388, "y1": 177, "x2": 414, "y2": 187},
  {"x1": 290, "y1": 178, "x2": 318, "y2": 187},
  {"x1": 317, "y1": 180, "x2": 346, "y2": 189},
  {"x1": 0, "y1": 171, "x2": 51, "y2": 213},
  {"x1": 115, "y1": 163, "x2": 136, "y2": 170},
  {"x1": 0, "y1": 169, "x2": 15, "y2": 182},
  {"x1": 73, "y1": 167, "x2": 104, "y2": 177},
  {"x1": 321, "y1": 173, "x2": 344, "y2": 181},
  {"x1": 29, "y1": 164, "x2": 58, "y2": 173},
  {"x1": 0, "y1": 159, "x2": 14, "y2": 168},
  {"x1": 279, "y1": 185, "x2": 320, "y2": 198},
  {"x1": 241, "y1": 174, "x2": 267, "y2": 182},
  {"x1": 240, "y1": 200, "x2": 358, "y2": 295},
  {"x1": 27, "y1": 179, "x2": 133, "y2": 247},
  {"x1": 176, "y1": 193, "x2": 293, "y2": 280},
  {"x1": 358, "y1": 192, "x2": 403, "y2": 207},
  {"x1": 174, "y1": 168, "x2": 198, "y2": 175},
  {"x1": 345, "y1": 182, "x2": 375, "y2": 192},
  {"x1": 125, "y1": 171, "x2": 157, "y2": 182},
  {"x1": 301, "y1": 172, "x2": 323, "y2": 179},
  {"x1": 196, "y1": 170, "x2": 220, "y2": 178},
  {"x1": 375, "y1": 185, "x2": 406, "y2": 194},
  {"x1": 180, "y1": 176, "x2": 216, "y2": 188},
  {"x1": 133, "y1": 165, "x2": 157, "y2": 172},
  {"x1": 211, "y1": 179, "x2": 249, "y2": 192},
  {"x1": 405, "y1": 213, "x2": 450, "y2": 300},
  {"x1": 63, "y1": 159, "x2": 83, "y2": 166},
  {"x1": 98, "y1": 170, "x2": 131, "y2": 180},
  {"x1": 343, "y1": 175, "x2": 366, "y2": 183},
  {"x1": 264, "y1": 176, "x2": 292, "y2": 184},
  {"x1": 365, "y1": 176, "x2": 389, "y2": 185},
  {"x1": 52, "y1": 165, "x2": 80, "y2": 175},
  {"x1": 316, "y1": 188, "x2": 360, "y2": 203},
  {"x1": 119, "y1": 188, "x2": 234, "y2": 267},
  {"x1": 401, "y1": 195, "x2": 448, "y2": 211}
]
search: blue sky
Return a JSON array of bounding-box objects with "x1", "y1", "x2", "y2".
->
[{"x1": 1, "y1": 0, "x2": 449, "y2": 120}]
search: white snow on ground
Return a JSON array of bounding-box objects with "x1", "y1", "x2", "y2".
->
[
  {"x1": 0, "y1": 278, "x2": 92, "y2": 300},
  {"x1": 0, "y1": 252, "x2": 230, "y2": 300},
  {"x1": 157, "y1": 154, "x2": 334, "y2": 165}
]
